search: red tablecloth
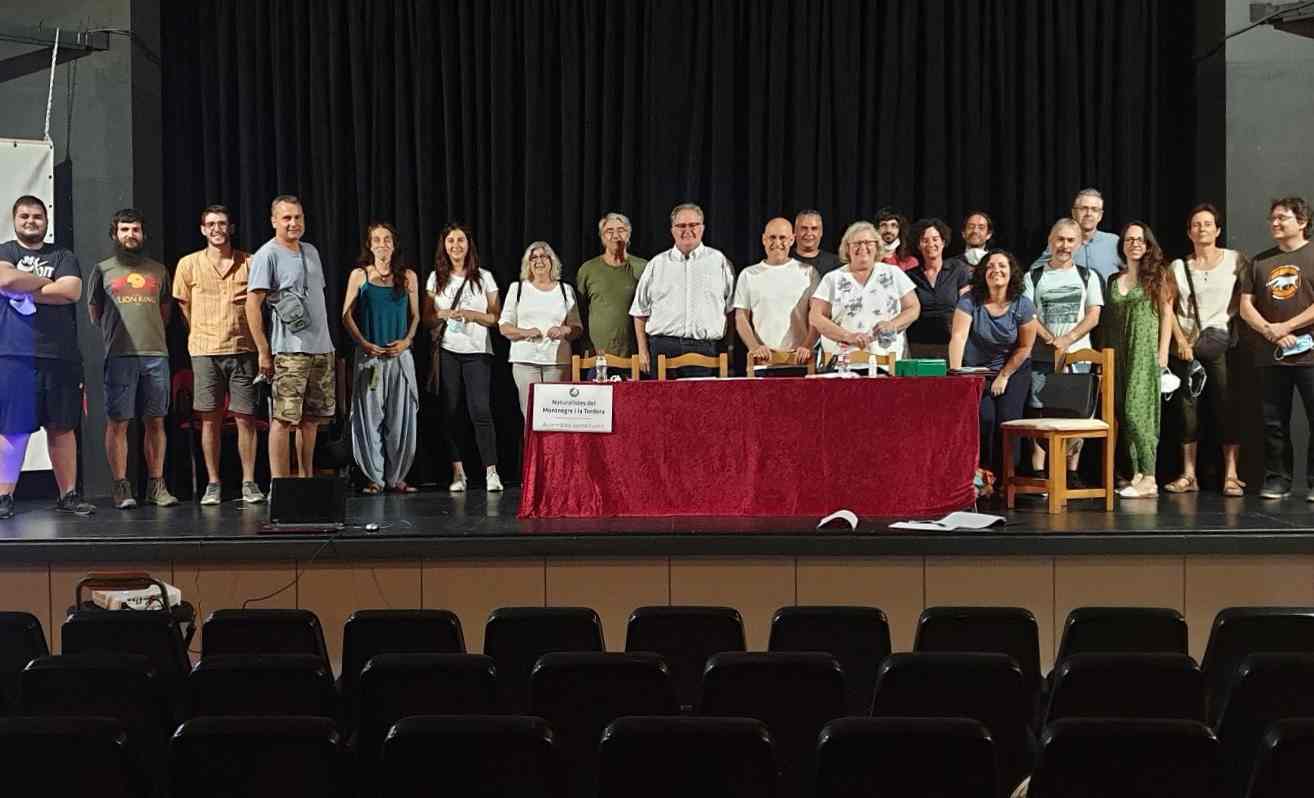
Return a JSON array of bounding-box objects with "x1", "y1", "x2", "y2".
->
[{"x1": 518, "y1": 376, "x2": 983, "y2": 519}]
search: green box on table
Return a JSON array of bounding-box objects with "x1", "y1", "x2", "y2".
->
[{"x1": 894, "y1": 359, "x2": 948, "y2": 377}]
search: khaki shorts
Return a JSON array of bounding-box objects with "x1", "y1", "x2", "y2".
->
[{"x1": 272, "y1": 352, "x2": 336, "y2": 424}]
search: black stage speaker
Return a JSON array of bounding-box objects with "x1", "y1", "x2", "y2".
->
[{"x1": 264, "y1": 477, "x2": 347, "y2": 532}]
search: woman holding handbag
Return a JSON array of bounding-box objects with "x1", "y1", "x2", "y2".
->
[{"x1": 1165, "y1": 203, "x2": 1249, "y2": 496}]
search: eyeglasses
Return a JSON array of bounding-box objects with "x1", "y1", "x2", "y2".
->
[
  {"x1": 1073, "y1": 205, "x2": 1104, "y2": 214},
  {"x1": 849, "y1": 240, "x2": 880, "y2": 250},
  {"x1": 673, "y1": 222, "x2": 703, "y2": 231},
  {"x1": 202, "y1": 221, "x2": 229, "y2": 229},
  {"x1": 1270, "y1": 212, "x2": 1298, "y2": 223}
]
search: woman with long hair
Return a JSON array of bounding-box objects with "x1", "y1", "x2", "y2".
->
[
  {"x1": 342, "y1": 222, "x2": 420, "y2": 494},
  {"x1": 423, "y1": 223, "x2": 504, "y2": 492},
  {"x1": 1106, "y1": 221, "x2": 1176, "y2": 498}
]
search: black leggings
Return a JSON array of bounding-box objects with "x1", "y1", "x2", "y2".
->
[
  {"x1": 439, "y1": 349, "x2": 497, "y2": 467},
  {"x1": 1168, "y1": 354, "x2": 1237, "y2": 445}
]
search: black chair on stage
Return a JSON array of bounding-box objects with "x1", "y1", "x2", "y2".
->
[
  {"x1": 914, "y1": 606, "x2": 1043, "y2": 706},
  {"x1": 1214, "y1": 654, "x2": 1314, "y2": 798},
  {"x1": 871, "y1": 652, "x2": 1036, "y2": 798},
  {"x1": 816, "y1": 716, "x2": 996, "y2": 798},
  {"x1": 1055, "y1": 607, "x2": 1189, "y2": 661},
  {"x1": 353, "y1": 653, "x2": 498, "y2": 767},
  {"x1": 171, "y1": 716, "x2": 343, "y2": 798},
  {"x1": 529, "y1": 652, "x2": 679, "y2": 798},
  {"x1": 188, "y1": 654, "x2": 337, "y2": 719},
  {"x1": 1029, "y1": 718, "x2": 1222, "y2": 798},
  {"x1": 1200, "y1": 607, "x2": 1314, "y2": 721},
  {"x1": 1043, "y1": 653, "x2": 1205, "y2": 725},
  {"x1": 201, "y1": 608, "x2": 330, "y2": 666},
  {"x1": 340, "y1": 609, "x2": 464, "y2": 718},
  {"x1": 626, "y1": 605, "x2": 746, "y2": 712},
  {"x1": 0, "y1": 611, "x2": 47, "y2": 712},
  {"x1": 380, "y1": 715, "x2": 564, "y2": 798},
  {"x1": 0, "y1": 717, "x2": 148, "y2": 798},
  {"x1": 597, "y1": 716, "x2": 777, "y2": 798},
  {"x1": 768, "y1": 605, "x2": 891, "y2": 716},
  {"x1": 699, "y1": 652, "x2": 846, "y2": 798},
  {"x1": 484, "y1": 607, "x2": 604, "y2": 713},
  {"x1": 1246, "y1": 718, "x2": 1314, "y2": 798}
]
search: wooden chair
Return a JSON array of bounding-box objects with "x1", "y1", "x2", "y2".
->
[
  {"x1": 821, "y1": 350, "x2": 896, "y2": 374},
  {"x1": 656, "y1": 353, "x2": 729, "y2": 380},
  {"x1": 571, "y1": 353, "x2": 641, "y2": 382},
  {"x1": 1000, "y1": 347, "x2": 1116, "y2": 513},
  {"x1": 746, "y1": 349, "x2": 816, "y2": 377}
]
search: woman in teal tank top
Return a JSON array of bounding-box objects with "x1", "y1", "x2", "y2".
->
[{"x1": 342, "y1": 222, "x2": 420, "y2": 494}]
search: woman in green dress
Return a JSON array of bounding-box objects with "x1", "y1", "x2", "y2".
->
[{"x1": 1105, "y1": 222, "x2": 1176, "y2": 498}]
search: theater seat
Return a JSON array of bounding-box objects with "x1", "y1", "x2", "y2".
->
[
  {"x1": 597, "y1": 716, "x2": 776, "y2": 798},
  {"x1": 768, "y1": 605, "x2": 891, "y2": 715},
  {"x1": 625, "y1": 606, "x2": 745, "y2": 712},
  {"x1": 381, "y1": 715, "x2": 564, "y2": 798},
  {"x1": 171, "y1": 716, "x2": 342, "y2": 798},
  {"x1": 1055, "y1": 607, "x2": 1189, "y2": 662},
  {"x1": 188, "y1": 654, "x2": 336, "y2": 719},
  {"x1": 62, "y1": 604, "x2": 191, "y2": 714},
  {"x1": 0, "y1": 717, "x2": 147, "y2": 798},
  {"x1": 914, "y1": 606, "x2": 1043, "y2": 711},
  {"x1": 0, "y1": 611, "x2": 47, "y2": 712},
  {"x1": 201, "y1": 608, "x2": 330, "y2": 666},
  {"x1": 340, "y1": 609, "x2": 465, "y2": 724},
  {"x1": 1246, "y1": 717, "x2": 1314, "y2": 798},
  {"x1": 1200, "y1": 607, "x2": 1314, "y2": 721},
  {"x1": 816, "y1": 717, "x2": 996, "y2": 798},
  {"x1": 1214, "y1": 654, "x2": 1314, "y2": 798},
  {"x1": 1029, "y1": 718, "x2": 1222, "y2": 798},
  {"x1": 1043, "y1": 653, "x2": 1204, "y2": 725},
  {"x1": 483, "y1": 607, "x2": 603, "y2": 713}
]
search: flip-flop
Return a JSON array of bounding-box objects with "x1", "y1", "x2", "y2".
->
[
  {"x1": 1223, "y1": 478, "x2": 1246, "y2": 497},
  {"x1": 1164, "y1": 475, "x2": 1198, "y2": 494},
  {"x1": 389, "y1": 482, "x2": 419, "y2": 494},
  {"x1": 361, "y1": 483, "x2": 383, "y2": 495}
]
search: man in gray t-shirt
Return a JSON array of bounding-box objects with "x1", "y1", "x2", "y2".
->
[{"x1": 245, "y1": 195, "x2": 336, "y2": 478}]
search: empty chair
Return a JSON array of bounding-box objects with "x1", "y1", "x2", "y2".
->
[
  {"x1": 354, "y1": 653, "x2": 497, "y2": 765},
  {"x1": 1201, "y1": 607, "x2": 1314, "y2": 718},
  {"x1": 1029, "y1": 718, "x2": 1223, "y2": 798},
  {"x1": 381, "y1": 715, "x2": 564, "y2": 798},
  {"x1": 201, "y1": 608, "x2": 330, "y2": 665},
  {"x1": 1247, "y1": 717, "x2": 1314, "y2": 798},
  {"x1": 598, "y1": 716, "x2": 777, "y2": 798},
  {"x1": 188, "y1": 654, "x2": 336, "y2": 719},
  {"x1": 914, "y1": 607, "x2": 1042, "y2": 702},
  {"x1": 871, "y1": 652, "x2": 1035, "y2": 797},
  {"x1": 1055, "y1": 607, "x2": 1189, "y2": 662},
  {"x1": 61, "y1": 606, "x2": 191, "y2": 708},
  {"x1": 1214, "y1": 654, "x2": 1314, "y2": 798},
  {"x1": 0, "y1": 717, "x2": 147, "y2": 797},
  {"x1": 700, "y1": 652, "x2": 846, "y2": 798},
  {"x1": 816, "y1": 717, "x2": 996, "y2": 798},
  {"x1": 340, "y1": 609, "x2": 464, "y2": 701},
  {"x1": 1044, "y1": 653, "x2": 1204, "y2": 725},
  {"x1": 530, "y1": 653, "x2": 679, "y2": 797},
  {"x1": 171, "y1": 716, "x2": 342, "y2": 798},
  {"x1": 484, "y1": 607, "x2": 604, "y2": 713},
  {"x1": 0, "y1": 611, "x2": 47, "y2": 711},
  {"x1": 769, "y1": 606, "x2": 891, "y2": 715},
  {"x1": 626, "y1": 606, "x2": 745, "y2": 712}
]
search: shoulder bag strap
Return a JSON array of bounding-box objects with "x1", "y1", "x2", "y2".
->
[{"x1": 1181, "y1": 258, "x2": 1204, "y2": 340}]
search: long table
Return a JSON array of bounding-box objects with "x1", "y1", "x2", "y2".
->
[{"x1": 519, "y1": 376, "x2": 984, "y2": 519}]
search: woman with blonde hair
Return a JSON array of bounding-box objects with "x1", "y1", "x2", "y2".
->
[{"x1": 498, "y1": 240, "x2": 581, "y2": 415}]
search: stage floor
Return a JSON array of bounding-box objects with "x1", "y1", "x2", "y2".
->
[{"x1": 2, "y1": 488, "x2": 1314, "y2": 562}]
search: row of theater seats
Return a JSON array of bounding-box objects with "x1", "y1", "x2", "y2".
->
[{"x1": 3, "y1": 604, "x2": 1314, "y2": 797}]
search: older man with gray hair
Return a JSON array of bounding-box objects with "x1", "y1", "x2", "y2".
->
[
  {"x1": 631, "y1": 202, "x2": 735, "y2": 377},
  {"x1": 576, "y1": 211, "x2": 647, "y2": 362},
  {"x1": 1032, "y1": 187, "x2": 1122, "y2": 282}
]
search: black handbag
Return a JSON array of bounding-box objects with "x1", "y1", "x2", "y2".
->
[{"x1": 1037, "y1": 371, "x2": 1099, "y2": 418}]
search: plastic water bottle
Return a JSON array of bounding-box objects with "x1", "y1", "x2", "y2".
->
[
  {"x1": 836, "y1": 343, "x2": 851, "y2": 375},
  {"x1": 594, "y1": 353, "x2": 608, "y2": 383}
]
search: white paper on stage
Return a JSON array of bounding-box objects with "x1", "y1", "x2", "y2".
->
[
  {"x1": 890, "y1": 512, "x2": 1007, "y2": 531},
  {"x1": 0, "y1": 138, "x2": 56, "y2": 471},
  {"x1": 531, "y1": 384, "x2": 614, "y2": 433}
]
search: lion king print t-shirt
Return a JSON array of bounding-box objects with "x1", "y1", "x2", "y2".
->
[
  {"x1": 89, "y1": 253, "x2": 172, "y2": 357},
  {"x1": 1242, "y1": 241, "x2": 1314, "y2": 367}
]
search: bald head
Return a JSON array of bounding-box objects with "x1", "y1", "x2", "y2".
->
[{"x1": 762, "y1": 217, "x2": 795, "y2": 265}]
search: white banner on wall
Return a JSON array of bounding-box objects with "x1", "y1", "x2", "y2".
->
[{"x1": 0, "y1": 137, "x2": 57, "y2": 470}]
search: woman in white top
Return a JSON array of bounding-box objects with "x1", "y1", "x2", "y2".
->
[
  {"x1": 499, "y1": 241, "x2": 582, "y2": 415},
  {"x1": 423, "y1": 224, "x2": 504, "y2": 493},
  {"x1": 809, "y1": 220, "x2": 920, "y2": 366},
  {"x1": 1164, "y1": 203, "x2": 1249, "y2": 497}
]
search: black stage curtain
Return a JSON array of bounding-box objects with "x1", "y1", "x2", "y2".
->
[{"x1": 160, "y1": 0, "x2": 1199, "y2": 484}]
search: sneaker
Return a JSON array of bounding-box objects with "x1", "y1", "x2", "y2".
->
[
  {"x1": 1260, "y1": 478, "x2": 1291, "y2": 499},
  {"x1": 200, "y1": 483, "x2": 223, "y2": 506},
  {"x1": 449, "y1": 476, "x2": 468, "y2": 493},
  {"x1": 0, "y1": 494, "x2": 13, "y2": 519},
  {"x1": 486, "y1": 470, "x2": 504, "y2": 492},
  {"x1": 146, "y1": 478, "x2": 179, "y2": 507},
  {"x1": 242, "y1": 481, "x2": 266, "y2": 504},
  {"x1": 112, "y1": 479, "x2": 137, "y2": 510},
  {"x1": 55, "y1": 490, "x2": 96, "y2": 515}
]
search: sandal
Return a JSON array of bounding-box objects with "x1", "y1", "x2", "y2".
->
[
  {"x1": 361, "y1": 483, "x2": 383, "y2": 496},
  {"x1": 1223, "y1": 477, "x2": 1246, "y2": 497},
  {"x1": 1164, "y1": 475, "x2": 1199, "y2": 494},
  {"x1": 389, "y1": 481, "x2": 419, "y2": 494}
]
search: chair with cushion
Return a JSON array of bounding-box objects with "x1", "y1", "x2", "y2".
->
[
  {"x1": 656, "y1": 352, "x2": 729, "y2": 379},
  {"x1": 484, "y1": 607, "x2": 604, "y2": 713},
  {"x1": 188, "y1": 654, "x2": 337, "y2": 719},
  {"x1": 626, "y1": 606, "x2": 746, "y2": 712},
  {"x1": 871, "y1": 652, "x2": 1036, "y2": 798},
  {"x1": 1043, "y1": 653, "x2": 1204, "y2": 725},
  {"x1": 914, "y1": 606, "x2": 1043, "y2": 709},
  {"x1": 529, "y1": 652, "x2": 679, "y2": 797},
  {"x1": 381, "y1": 715, "x2": 564, "y2": 798},
  {"x1": 768, "y1": 605, "x2": 891, "y2": 715},
  {"x1": 1200, "y1": 607, "x2": 1314, "y2": 720},
  {"x1": 1055, "y1": 607, "x2": 1189, "y2": 662},
  {"x1": 1246, "y1": 717, "x2": 1314, "y2": 798},
  {"x1": 571, "y1": 353, "x2": 642, "y2": 381},
  {"x1": 745, "y1": 348, "x2": 817, "y2": 377},
  {"x1": 1213, "y1": 654, "x2": 1314, "y2": 798},
  {"x1": 201, "y1": 608, "x2": 330, "y2": 666},
  {"x1": 1029, "y1": 718, "x2": 1222, "y2": 798},
  {"x1": 0, "y1": 611, "x2": 47, "y2": 712},
  {"x1": 1001, "y1": 347, "x2": 1116, "y2": 512},
  {"x1": 340, "y1": 609, "x2": 464, "y2": 722},
  {"x1": 699, "y1": 652, "x2": 846, "y2": 798},
  {"x1": 171, "y1": 716, "x2": 342, "y2": 798},
  {"x1": 0, "y1": 717, "x2": 147, "y2": 798},
  {"x1": 816, "y1": 717, "x2": 996, "y2": 798},
  {"x1": 597, "y1": 716, "x2": 777, "y2": 798}
]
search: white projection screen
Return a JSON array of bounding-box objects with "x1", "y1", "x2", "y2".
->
[{"x1": 0, "y1": 137, "x2": 56, "y2": 470}]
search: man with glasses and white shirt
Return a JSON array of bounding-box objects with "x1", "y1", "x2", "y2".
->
[
  {"x1": 631, "y1": 202, "x2": 735, "y2": 378},
  {"x1": 1032, "y1": 188, "x2": 1122, "y2": 283}
]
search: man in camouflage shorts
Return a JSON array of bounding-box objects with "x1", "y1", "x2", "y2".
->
[{"x1": 272, "y1": 352, "x2": 336, "y2": 423}]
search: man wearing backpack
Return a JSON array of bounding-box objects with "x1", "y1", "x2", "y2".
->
[{"x1": 1023, "y1": 218, "x2": 1104, "y2": 481}]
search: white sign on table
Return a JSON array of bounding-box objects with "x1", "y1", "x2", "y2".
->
[{"x1": 531, "y1": 384, "x2": 614, "y2": 432}]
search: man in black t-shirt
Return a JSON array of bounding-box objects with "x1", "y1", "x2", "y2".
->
[
  {"x1": 791, "y1": 209, "x2": 841, "y2": 277},
  {"x1": 0, "y1": 195, "x2": 95, "y2": 518}
]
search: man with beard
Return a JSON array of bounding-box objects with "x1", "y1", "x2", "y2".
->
[
  {"x1": 954, "y1": 210, "x2": 995, "y2": 270},
  {"x1": 791, "y1": 209, "x2": 841, "y2": 277},
  {"x1": 576, "y1": 211, "x2": 647, "y2": 367},
  {"x1": 876, "y1": 207, "x2": 917, "y2": 271},
  {"x1": 735, "y1": 217, "x2": 819, "y2": 366},
  {"x1": 0, "y1": 196, "x2": 95, "y2": 519},
  {"x1": 89, "y1": 208, "x2": 179, "y2": 509},
  {"x1": 173, "y1": 205, "x2": 264, "y2": 505}
]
